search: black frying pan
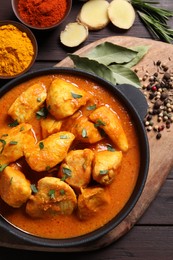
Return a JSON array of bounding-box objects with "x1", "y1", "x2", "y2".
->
[{"x1": 0, "y1": 67, "x2": 150, "y2": 250}]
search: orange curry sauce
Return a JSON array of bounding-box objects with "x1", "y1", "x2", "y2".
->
[{"x1": 0, "y1": 74, "x2": 140, "y2": 239}]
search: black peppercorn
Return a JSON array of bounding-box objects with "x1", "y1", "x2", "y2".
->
[
  {"x1": 154, "y1": 100, "x2": 162, "y2": 109},
  {"x1": 163, "y1": 72, "x2": 171, "y2": 80},
  {"x1": 156, "y1": 133, "x2": 162, "y2": 139},
  {"x1": 156, "y1": 60, "x2": 161, "y2": 66},
  {"x1": 142, "y1": 59, "x2": 172, "y2": 140},
  {"x1": 160, "y1": 92, "x2": 168, "y2": 100}
]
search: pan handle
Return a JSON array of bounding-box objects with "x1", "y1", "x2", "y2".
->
[{"x1": 117, "y1": 84, "x2": 148, "y2": 120}]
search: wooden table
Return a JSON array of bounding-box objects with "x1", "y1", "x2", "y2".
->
[{"x1": 0, "y1": 0, "x2": 173, "y2": 259}]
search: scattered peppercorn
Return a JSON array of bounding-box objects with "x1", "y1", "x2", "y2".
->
[
  {"x1": 137, "y1": 59, "x2": 173, "y2": 140},
  {"x1": 156, "y1": 133, "x2": 162, "y2": 139}
]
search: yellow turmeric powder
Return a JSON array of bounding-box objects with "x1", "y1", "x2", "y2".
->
[{"x1": 0, "y1": 24, "x2": 35, "y2": 77}]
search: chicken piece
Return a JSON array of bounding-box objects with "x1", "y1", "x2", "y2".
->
[
  {"x1": 89, "y1": 106, "x2": 128, "y2": 152},
  {"x1": 8, "y1": 82, "x2": 47, "y2": 123},
  {"x1": 46, "y1": 78, "x2": 89, "y2": 120},
  {"x1": 0, "y1": 123, "x2": 36, "y2": 165},
  {"x1": 70, "y1": 115, "x2": 103, "y2": 143},
  {"x1": 40, "y1": 115, "x2": 62, "y2": 139},
  {"x1": 0, "y1": 166, "x2": 31, "y2": 208},
  {"x1": 24, "y1": 131, "x2": 75, "y2": 172},
  {"x1": 58, "y1": 149, "x2": 94, "y2": 191},
  {"x1": 92, "y1": 150, "x2": 122, "y2": 185},
  {"x1": 77, "y1": 186, "x2": 110, "y2": 220},
  {"x1": 26, "y1": 177, "x2": 77, "y2": 218}
]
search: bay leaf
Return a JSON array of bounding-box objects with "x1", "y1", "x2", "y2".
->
[
  {"x1": 86, "y1": 42, "x2": 138, "y2": 65},
  {"x1": 124, "y1": 45, "x2": 150, "y2": 68},
  {"x1": 69, "y1": 54, "x2": 116, "y2": 84},
  {"x1": 109, "y1": 64, "x2": 141, "y2": 88}
]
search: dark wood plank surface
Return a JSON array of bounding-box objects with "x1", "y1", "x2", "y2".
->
[{"x1": 0, "y1": 0, "x2": 173, "y2": 259}]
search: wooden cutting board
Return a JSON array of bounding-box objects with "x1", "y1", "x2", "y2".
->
[
  {"x1": 1, "y1": 36, "x2": 173, "y2": 252},
  {"x1": 54, "y1": 36, "x2": 173, "y2": 251}
]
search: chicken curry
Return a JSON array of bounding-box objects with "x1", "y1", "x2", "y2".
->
[{"x1": 0, "y1": 73, "x2": 140, "y2": 239}]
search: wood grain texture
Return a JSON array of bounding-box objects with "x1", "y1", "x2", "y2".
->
[{"x1": 54, "y1": 36, "x2": 173, "y2": 251}]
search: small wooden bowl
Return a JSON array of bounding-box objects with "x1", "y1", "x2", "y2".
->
[
  {"x1": 11, "y1": 0, "x2": 72, "y2": 30},
  {"x1": 0, "y1": 20, "x2": 37, "y2": 79}
]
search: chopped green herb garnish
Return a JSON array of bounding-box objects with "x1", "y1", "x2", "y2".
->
[
  {"x1": 39, "y1": 142, "x2": 44, "y2": 149},
  {"x1": 107, "y1": 144, "x2": 115, "y2": 152},
  {"x1": 0, "y1": 139, "x2": 6, "y2": 145},
  {"x1": 9, "y1": 141, "x2": 18, "y2": 145},
  {"x1": 94, "y1": 119, "x2": 106, "y2": 128},
  {"x1": 0, "y1": 139, "x2": 6, "y2": 153},
  {"x1": 36, "y1": 107, "x2": 48, "y2": 119},
  {"x1": 8, "y1": 120, "x2": 19, "y2": 127},
  {"x1": 31, "y1": 184, "x2": 38, "y2": 193},
  {"x1": 60, "y1": 189, "x2": 65, "y2": 195},
  {"x1": 1, "y1": 134, "x2": 8, "y2": 137},
  {"x1": 82, "y1": 128, "x2": 87, "y2": 138},
  {"x1": 10, "y1": 177, "x2": 13, "y2": 185},
  {"x1": 48, "y1": 189, "x2": 55, "y2": 199},
  {"x1": 100, "y1": 170, "x2": 108, "y2": 175},
  {"x1": 60, "y1": 134, "x2": 68, "y2": 139},
  {"x1": 0, "y1": 164, "x2": 8, "y2": 172},
  {"x1": 86, "y1": 104, "x2": 96, "y2": 111},
  {"x1": 62, "y1": 167, "x2": 72, "y2": 176},
  {"x1": 99, "y1": 128, "x2": 106, "y2": 137},
  {"x1": 71, "y1": 92, "x2": 83, "y2": 99},
  {"x1": 61, "y1": 167, "x2": 72, "y2": 181}
]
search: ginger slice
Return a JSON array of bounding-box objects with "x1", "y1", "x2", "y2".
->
[
  {"x1": 77, "y1": 0, "x2": 110, "y2": 30},
  {"x1": 60, "y1": 22, "x2": 88, "y2": 47},
  {"x1": 108, "y1": 0, "x2": 136, "y2": 29}
]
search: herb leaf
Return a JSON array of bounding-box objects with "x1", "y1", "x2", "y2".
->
[
  {"x1": 107, "y1": 144, "x2": 115, "y2": 152},
  {"x1": 9, "y1": 141, "x2": 18, "y2": 145},
  {"x1": 100, "y1": 170, "x2": 108, "y2": 175},
  {"x1": 131, "y1": 0, "x2": 173, "y2": 23},
  {"x1": 8, "y1": 120, "x2": 19, "y2": 127},
  {"x1": 60, "y1": 189, "x2": 65, "y2": 195},
  {"x1": 82, "y1": 128, "x2": 87, "y2": 138},
  {"x1": 36, "y1": 107, "x2": 48, "y2": 119},
  {"x1": 39, "y1": 142, "x2": 44, "y2": 150},
  {"x1": 86, "y1": 104, "x2": 96, "y2": 111},
  {"x1": 71, "y1": 92, "x2": 83, "y2": 99},
  {"x1": 94, "y1": 119, "x2": 106, "y2": 128},
  {"x1": 69, "y1": 54, "x2": 116, "y2": 85},
  {"x1": 69, "y1": 41, "x2": 150, "y2": 88},
  {"x1": 124, "y1": 45, "x2": 150, "y2": 68},
  {"x1": 108, "y1": 64, "x2": 141, "y2": 88},
  {"x1": 131, "y1": 0, "x2": 173, "y2": 43},
  {"x1": 86, "y1": 42, "x2": 138, "y2": 65},
  {"x1": 62, "y1": 167, "x2": 72, "y2": 176},
  {"x1": 61, "y1": 167, "x2": 71, "y2": 181},
  {"x1": 60, "y1": 134, "x2": 69, "y2": 139},
  {"x1": 31, "y1": 184, "x2": 38, "y2": 193},
  {"x1": 0, "y1": 164, "x2": 8, "y2": 172},
  {"x1": 0, "y1": 139, "x2": 6, "y2": 153},
  {"x1": 137, "y1": 11, "x2": 173, "y2": 43},
  {"x1": 48, "y1": 189, "x2": 55, "y2": 199}
]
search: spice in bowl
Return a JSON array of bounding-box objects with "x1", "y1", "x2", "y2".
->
[
  {"x1": 0, "y1": 21, "x2": 37, "y2": 78},
  {"x1": 13, "y1": 0, "x2": 71, "y2": 30}
]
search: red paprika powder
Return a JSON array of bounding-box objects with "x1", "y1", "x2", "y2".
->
[{"x1": 18, "y1": 0, "x2": 68, "y2": 28}]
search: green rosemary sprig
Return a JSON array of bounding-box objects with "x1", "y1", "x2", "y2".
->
[
  {"x1": 130, "y1": 0, "x2": 173, "y2": 43},
  {"x1": 137, "y1": 11, "x2": 173, "y2": 43}
]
